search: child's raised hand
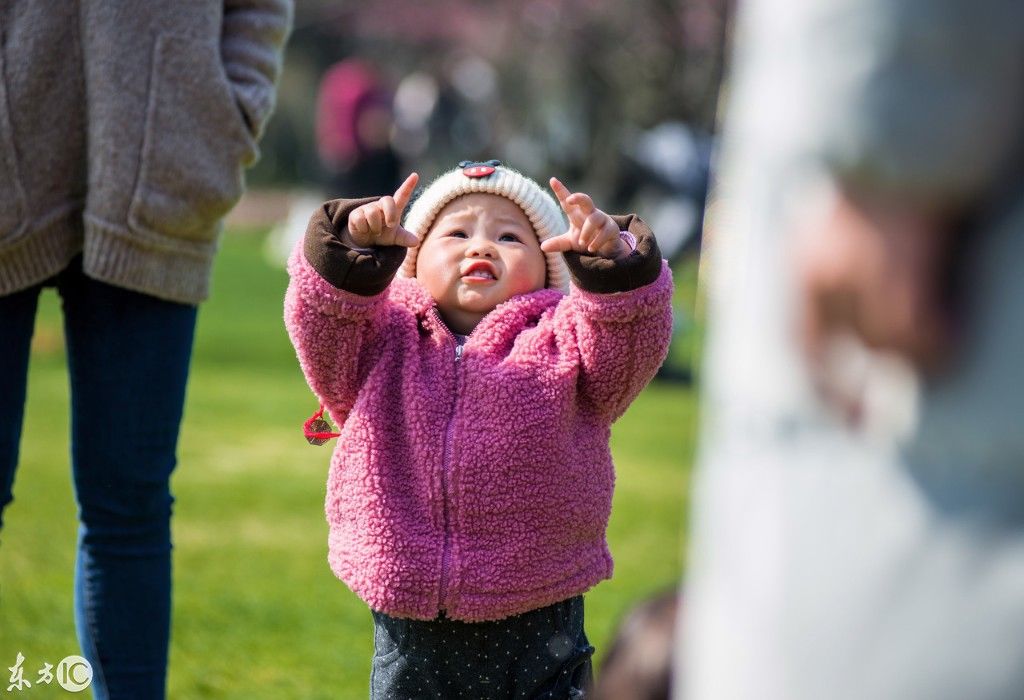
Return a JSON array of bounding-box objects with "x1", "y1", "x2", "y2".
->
[
  {"x1": 347, "y1": 173, "x2": 420, "y2": 248},
  {"x1": 542, "y1": 177, "x2": 630, "y2": 259}
]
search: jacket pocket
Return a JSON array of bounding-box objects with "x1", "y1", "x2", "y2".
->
[
  {"x1": 0, "y1": 52, "x2": 27, "y2": 241},
  {"x1": 128, "y1": 33, "x2": 258, "y2": 243}
]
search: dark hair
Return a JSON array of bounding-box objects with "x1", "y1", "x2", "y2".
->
[{"x1": 591, "y1": 588, "x2": 680, "y2": 700}]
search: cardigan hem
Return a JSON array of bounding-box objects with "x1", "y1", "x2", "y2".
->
[
  {"x1": 82, "y1": 215, "x2": 217, "y2": 305},
  {"x1": 0, "y1": 206, "x2": 83, "y2": 295}
]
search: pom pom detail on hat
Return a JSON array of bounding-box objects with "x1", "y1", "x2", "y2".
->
[
  {"x1": 462, "y1": 159, "x2": 497, "y2": 177},
  {"x1": 399, "y1": 161, "x2": 570, "y2": 293}
]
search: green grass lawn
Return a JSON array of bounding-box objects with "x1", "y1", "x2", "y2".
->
[{"x1": 0, "y1": 230, "x2": 697, "y2": 698}]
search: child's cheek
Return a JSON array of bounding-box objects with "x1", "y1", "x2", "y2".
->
[
  {"x1": 505, "y1": 255, "x2": 547, "y2": 296},
  {"x1": 417, "y1": 248, "x2": 460, "y2": 299},
  {"x1": 510, "y1": 273, "x2": 536, "y2": 297}
]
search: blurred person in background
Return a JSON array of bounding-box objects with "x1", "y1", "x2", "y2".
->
[
  {"x1": 0, "y1": 2, "x2": 291, "y2": 698},
  {"x1": 592, "y1": 588, "x2": 678, "y2": 700},
  {"x1": 682, "y1": 0, "x2": 1024, "y2": 698},
  {"x1": 315, "y1": 58, "x2": 402, "y2": 198}
]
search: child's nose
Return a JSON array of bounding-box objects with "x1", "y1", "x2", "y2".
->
[{"x1": 466, "y1": 237, "x2": 496, "y2": 257}]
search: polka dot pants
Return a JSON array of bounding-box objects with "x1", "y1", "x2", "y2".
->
[{"x1": 369, "y1": 596, "x2": 594, "y2": 699}]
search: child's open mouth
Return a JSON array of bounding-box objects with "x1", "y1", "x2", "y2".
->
[{"x1": 462, "y1": 262, "x2": 498, "y2": 282}]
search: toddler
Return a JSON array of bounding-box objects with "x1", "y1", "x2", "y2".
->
[{"x1": 285, "y1": 161, "x2": 673, "y2": 699}]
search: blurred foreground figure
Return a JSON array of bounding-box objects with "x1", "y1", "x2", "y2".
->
[
  {"x1": 682, "y1": 0, "x2": 1024, "y2": 698},
  {"x1": 0, "y1": 3, "x2": 290, "y2": 698}
]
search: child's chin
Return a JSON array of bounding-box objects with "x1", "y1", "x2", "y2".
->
[{"x1": 456, "y1": 290, "x2": 509, "y2": 313}]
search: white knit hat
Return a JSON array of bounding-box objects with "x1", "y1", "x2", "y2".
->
[{"x1": 399, "y1": 161, "x2": 570, "y2": 293}]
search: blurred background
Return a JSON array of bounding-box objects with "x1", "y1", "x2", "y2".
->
[
  {"x1": 1, "y1": 1, "x2": 731, "y2": 696},
  {"x1": 250, "y1": 0, "x2": 727, "y2": 277}
]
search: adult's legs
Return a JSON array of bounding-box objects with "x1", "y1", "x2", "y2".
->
[
  {"x1": 0, "y1": 284, "x2": 41, "y2": 532},
  {"x1": 59, "y1": 262, "x2": 197, "y2": 700}
]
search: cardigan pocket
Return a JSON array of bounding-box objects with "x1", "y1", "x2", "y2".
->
[
  {"x1": 0, "y1": 51, "x2": 27, "y2": 242},
  {"x1": 128, "y1": 33, "x2": 258, "y2": 244}
]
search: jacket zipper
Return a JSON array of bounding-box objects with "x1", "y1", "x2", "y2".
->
[{"x1": 434, "y1": 310, "x2": 461, "y2": 612}]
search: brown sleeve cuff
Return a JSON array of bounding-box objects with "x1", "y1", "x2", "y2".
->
[
  {"x1": 302, "y1": 197, "x2": 409, "y2": 296},
  {"x1": 563, "y1": 214, "x2": 664, "y2": 293}
]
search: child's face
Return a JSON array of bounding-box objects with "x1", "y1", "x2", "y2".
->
[{"x1": 416, "y1": 193, "x2": 547, "y2": 334}]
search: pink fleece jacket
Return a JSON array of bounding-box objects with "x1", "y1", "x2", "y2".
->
[{"x1": 285, "y1": 223, "x2": 673, "y2": 623}]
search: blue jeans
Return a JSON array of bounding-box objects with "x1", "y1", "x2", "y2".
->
[{"x1": 0, "y1": 258, "x2": 197, "y2": 699}]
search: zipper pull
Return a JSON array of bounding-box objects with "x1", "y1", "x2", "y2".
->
[{"x1": 455, "y1": 343, "x2": 463, "y2": 362}]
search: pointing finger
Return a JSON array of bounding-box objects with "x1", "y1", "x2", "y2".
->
[
  {"x1": 550, "y1": 179, "x2": 588, "y2": 229},
  {"x1": 393, "y1": 172, "x2": 419, "y2": 212},
  {"x1": 549, "y1": 177, "x2": 571, "y2": 208}
]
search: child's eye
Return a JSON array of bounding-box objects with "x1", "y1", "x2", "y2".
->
[
  {"x1": 448, "y1": 230, "x2": 468, "y2": 239},
  {"x1": 499, "y1": 233, "x2": 521, "y2": 243}
]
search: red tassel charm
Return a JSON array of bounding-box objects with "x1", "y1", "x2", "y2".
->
[{"x1": 304, "y1": 404, "x2": 341, "y2": 445}]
